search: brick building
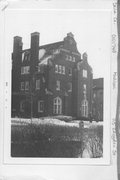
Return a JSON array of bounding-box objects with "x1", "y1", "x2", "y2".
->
[
  {"x1": 12, "y1": 32, "x2": 93, "y2": 119},
  {"x1": 92, "y1": 78, "x2": 103, "y2": 121}
]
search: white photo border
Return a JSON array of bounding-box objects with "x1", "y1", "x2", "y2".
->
[{"x1": 2, "y1": 3, "x2": 114, "y2": 166}]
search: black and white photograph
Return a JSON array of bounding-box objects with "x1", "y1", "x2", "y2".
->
[{"x1": 3, "y1": 8, "x2": 111, "y2": 163}]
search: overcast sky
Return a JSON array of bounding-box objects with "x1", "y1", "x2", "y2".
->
[{"x1": 5, "y1": 9, "x2": 111, "y2": 78}]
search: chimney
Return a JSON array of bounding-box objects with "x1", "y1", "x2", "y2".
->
[
  {"x1": 12, "y1": 36, "x2": 23, "y2": 68},
  {"x1": 12, "y1": 36, "x2": 23, "y2": 93},
  {"x1": 30, "y1": 32, "x2": 40, "y2": 74},
  {"x1": 13, "y1": 36, "x2": 22, "y2": 53}
]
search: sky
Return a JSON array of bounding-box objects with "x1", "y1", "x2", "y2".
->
[{"x1": 4, "y1": 9, "x2": 111, "y2": 78}]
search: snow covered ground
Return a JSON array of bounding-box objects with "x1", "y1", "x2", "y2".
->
[
  {"x1": 12, "y1": 117, "x2": 103, "y2": 129},
  {"x1": 12, "y1": 117, "x2": 80, "y2": 127},
  {"x1": 11, "y1": 117, "x2": 103, "y2": 158}
]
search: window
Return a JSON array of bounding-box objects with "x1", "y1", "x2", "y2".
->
[
  {"x1": 66, "y1": 55, "x2": 69, "y2": 61},
  {"x1": 42, "y1": 77, "x2": 46, "y2": 83},
  {"x1": 23, "y1": 51, "x2": 30, "y2": 61},
  {"x1": 22, "y1": 52, "x2": 25, "y2": 61},
  {"x1": 21, "y1": 66, "x2": 30, "y2": 75},
  {"x1": 66, "y1": 55, "x2": 75, "y2": 62},
  {"x1": 69, "y1": 56, "x2": 72, "y2": 61},
  {"x1": 55, "y1": 64, "x2": 58, "y2": 73},
  {"x1": 56, "y1": 80, "x2": 60, "y2": 91},
  {"x1": 81, "y1": 99, "x2": 88, "y2": 117},
  {"x1": 59, "y1": 65, "x2": 62, "y2": 74},
  {"x1": 38, "y1": 66, "x2": 41, "y2": 72},
  {"x1": 21, "y1": 82, "x2": 24, "y2": 90},
  {"x1": 83, "y1": 69, "x2": 87, "y2": 78},
  {"x1": 68, "y1": 82, "x2": 72, "y2": 92},
  {"x1": 83, "y1": 84, "x2": 87, "y2": 97},
  {"x1": 53, "y1": 97, "x2": 62, "y2": 114},
  {"x1": 55, "y1": 64, "x2": 65, "y2": 75},
  {"x1": 20, "y1": 101, "x2": 24, "y2": 112},
  {"x1": 93, "y1": 108, "x2": 96, "y2": 115},
  {"x1": 66, "y1": 55, "x2": 72, "y2": 61},
  {"x1": 62, "y1": 66, "x2": 65, "y2": 74},
  {"x1": 36, "y1": 79, "x2": 40, "y2": 90},
  {"x1": 73, "y1": 57, "x2": 75, "y2": 62},
  {"x1": 38, "y1": 101, "x2": 44, "y2": 112},
  {"x1": 21, "y1": 67, "x2": 24, "y2": 74},
  {"x1": 68, "y1": 68, "x2": 72, "y2": 76},
  {"x1": 83, "y1": 84, "x2": 86, "y2": 90},
  {"x1": 25, "y1": 81, "x2": 29, "y2": 90},
  {"x1": 24, "y1": 66, "x2": 30, "y2": 74},
  {"x1": 93, "y1": 93, "x2": 96, "y2": 98},
  {"x1": 53, "y1": 49, "x2": 60, "y2": 55}
]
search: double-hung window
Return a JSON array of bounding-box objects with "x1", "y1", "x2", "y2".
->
[
  {"x1": 68, "y1": 82, "x2": 72, "y2": 92},
  {"x1": 68, "y1": 68, "x2": 72, "y2": 76},
  {"x1": 38, "y1": 100, "x2": 44, "y2": 112},
  {"x1": 55, "y1": 64, "x2": 58, "y2": 73},
  {"x1": 25, "y1": 81, "x2": 29, "y2": 90},
  {"x1": 36, "y1": 79, "x2": 40, "y2": 90},
  {"x1": 56, "y1": 80, "x2": 60, "y2": 91},
  {"x1": 55, "y1": 64, "x2": 65, "y2": 75},
  {"x1": 83, "y1": 69, "x2": 87, "y2": 78},
  {"x1": 21, "y1": 82, "x2": 24, "y2": 91}
]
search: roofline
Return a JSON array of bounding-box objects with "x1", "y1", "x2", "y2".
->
[
  {"x1": 22, "y1": 41, "x2": 64, "y2": 52},
  {"x1": 93, "y1": 78, "x2": 104, "y2": 80}
]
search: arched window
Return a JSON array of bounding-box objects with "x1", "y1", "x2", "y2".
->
[
  {"x1": 53, "y1": 97, "x2": 62, "y2": 114},
  {"x1": 81, "y1": 99, "x2": 88, "y2": 117}
]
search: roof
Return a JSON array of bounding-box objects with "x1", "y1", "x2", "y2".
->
[
  {"x1": 22, "y1": 41, "x2": 64, "y2": 53},
  {"x1": 39, "y1": 41, "x2": 64, "y2": 51},
  {"x1": 93, "y1": 78, "x2": 103, "y2": 89}
]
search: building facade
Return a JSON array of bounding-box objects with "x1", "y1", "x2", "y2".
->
[
  {"x1": 92, "y1": 78, "x2": 103, "y2": 121},
  {"x1": 12, "y1": 32, "x2": 93, "y2": 119}
]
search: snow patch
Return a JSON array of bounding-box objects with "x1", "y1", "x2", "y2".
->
[{"x1": 12, "y1": 117, "x2": 79, "y2": 127}]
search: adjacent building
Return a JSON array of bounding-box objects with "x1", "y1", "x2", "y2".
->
[
  {"x1": 12, "y1": 32, "x2": 93, "y2": 119},
  {"x1": 92, "y1": 78, "x2": 103, "y2": 121}
]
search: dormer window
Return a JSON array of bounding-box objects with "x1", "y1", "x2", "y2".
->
[
  {"x1": 66, "y1": 55, "x2": 75, "y2": 62},
  {"x1": 53, "y1": 49, "x2": 60, "y2": 55},
  {"x1": 22, "y1": 52, "x2": 25, "y2": 61},
  {"x1": 22, "y1": 51, "x2": 30, "y2": 61}
]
